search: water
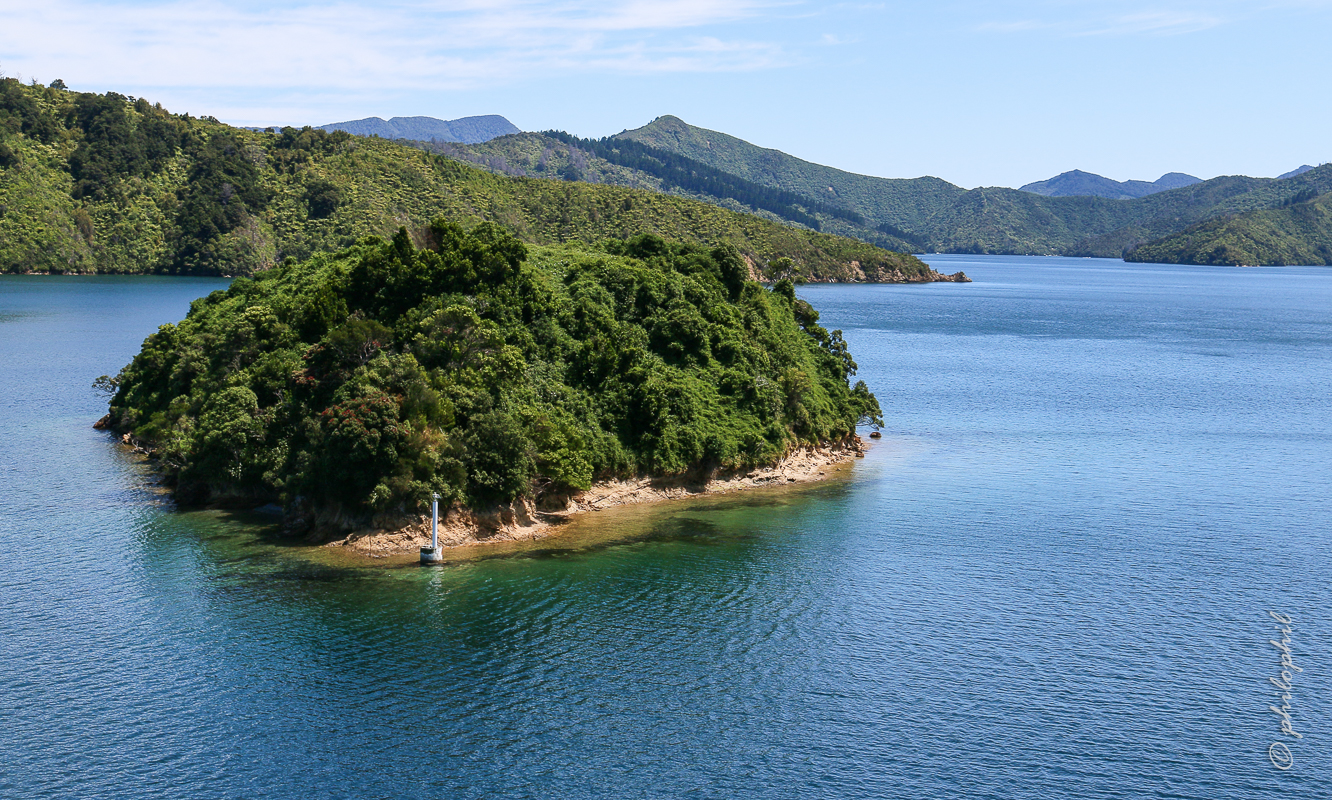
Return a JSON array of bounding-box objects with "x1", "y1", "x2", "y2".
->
[{"x1": 1, "y1": 258, "x2": 1328, "y2": 798}]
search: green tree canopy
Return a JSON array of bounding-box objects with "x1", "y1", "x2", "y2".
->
[{"x1": 106, "y1": 224, "x2": 882, "y2": 523}]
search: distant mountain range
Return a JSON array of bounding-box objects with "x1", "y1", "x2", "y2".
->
[
  {"x1": 4, "y1": 74, "x2": 1326, "y2": 271},
  {"x1": 318, "y1": 115, "x2": 519, "y2": 143},
  {"x1": 1278, "y1": 165, "x2": 1316, "y2": 180},
  {"x1": 423, "y1": 115, "x2": 1332, "y2": 264},
  {"x1": 1019, "y1": 170, "x2": 1201, "y2": 200},
  {"x1": 1, "y1": 81, "x2": 936, "y2": 280}
]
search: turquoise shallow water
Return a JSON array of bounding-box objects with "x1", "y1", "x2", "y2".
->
[{"x1": 1, "y1": 259, "x2": 1329, "y2": 798}]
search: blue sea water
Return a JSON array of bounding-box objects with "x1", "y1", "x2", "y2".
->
[{"x1": 0, "y1": 257, "x2": 1328, "y2": 799}]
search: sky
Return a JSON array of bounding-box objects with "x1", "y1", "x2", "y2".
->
[{"x1": 1, "y1": 0, "x2": 1329, "y2": 188}]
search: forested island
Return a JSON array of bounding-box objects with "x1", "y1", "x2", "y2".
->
[
  {"x1": 0, "y1": 79, "x2": 959, "y2": 284},
  {"x1": 100, "y1": 224, "x2": 883, "y2": 548}
]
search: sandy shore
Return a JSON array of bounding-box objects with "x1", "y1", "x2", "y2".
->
[{"x1": 327, "y1": 437, "x2": 866, "y2": 557}]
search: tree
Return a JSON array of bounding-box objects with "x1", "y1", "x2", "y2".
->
[{"x1": 762, "y1": 256, "x2": 805, "y2": 284}]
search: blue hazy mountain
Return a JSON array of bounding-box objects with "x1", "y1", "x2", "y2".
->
[
  {"x1": 1278, "y1": 165, "x2": 1315, "y2": 179},
  {"x1": 1019, "y1": 169, "x2": 1201, "y2": 200},
  {"x1": 319, "y1": 115, "x2": 520, "y2": 144}
]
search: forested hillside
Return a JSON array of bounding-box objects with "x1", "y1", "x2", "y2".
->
[
  {"x1": 1125, "y1": 192, "x2": 1332, "y2": 266},
  {"x1": 616, "y1": 115, "x2": 966, "y2": 236},
  {"x1": 104, "y1": 225, "x2": 882, "y2": 523},
  {"x1": 615, "y1": 116, "x2": 1332, "y2": 259},
  {"x1": 0, "y1": 80, "x2": 944, "y2": 282},
  {"x1": 413, "y1": 130, "x2": 922, "y2": 252},
  {"x1": 9, "y1": 77, "x2": 1322, "y2": 269}
]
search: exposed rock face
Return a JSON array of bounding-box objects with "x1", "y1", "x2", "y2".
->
[{"x1": 742, "y1": 255, "x2": 969, "y2": 284}]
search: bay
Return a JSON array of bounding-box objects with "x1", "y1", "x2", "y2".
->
[{"x1": 0, "y1": 257, "x2": 1327, "y2": 798}]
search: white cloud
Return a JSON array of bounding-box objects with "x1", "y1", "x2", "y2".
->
[{"x1": 0, "y1": 0, "x2": 788, "y2": 98}]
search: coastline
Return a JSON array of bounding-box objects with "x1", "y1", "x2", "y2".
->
[
  {"x1": 100, "y1": 418, "x2": 868, "y2": 560},
  {"x1": 14, "y1": 267, "x2": 966, "y2": 283},
  {"x1": 322, "y1": 437, "x2": 867, "y2": 558}
]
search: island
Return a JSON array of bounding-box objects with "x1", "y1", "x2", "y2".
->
[{"x1": 99, "y1": 224, "x2": 883, "y2": 553}]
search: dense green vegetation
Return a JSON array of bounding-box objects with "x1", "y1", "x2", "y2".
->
[
  {"x1": 104, "y1": 225, "x2": 882, "y2": 522},
  {"x1": 616, "y1": 115, "x2": 1332, "y2": 258},
  {"x1": 1126, "y1": 192, "x2": 1332, "y2": 266},
  {"x1": 540, "y1": 129, "x2": 868, "y2": 230},
  {"x1": 14, "y1": 77, "x2": 1320, "y2": 269},
  {"x1": 0, "y1": 79, "x2": 937, "y2": 282},
  {"x1": 616, "y1": 115, "x2": 967, "y2": 236},
  {"x1": 411, "y1": 131, "x2": 921, "y2": 252}
]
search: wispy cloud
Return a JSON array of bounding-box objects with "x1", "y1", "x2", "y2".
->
[
  {"x1": 977, "y1": 4, "x2": 1225, "y2": 38},
  {"x1": 1078, "y1": 11, "x2": 1222, "y2": 36},
  {"x1": 975, "y1": 19, "x2": 1053, "y2": 34},
  {"x1": 0, "y1": 0, "x2": 789, "y2": 99}
]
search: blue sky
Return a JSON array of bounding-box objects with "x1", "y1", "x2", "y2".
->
[{"x1": 2, "y1": 1, "x2": 1328, "y2": 188}]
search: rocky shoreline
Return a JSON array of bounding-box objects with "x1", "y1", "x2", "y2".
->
[
  {"x1": 318, "y1": 437, "x2": 867, "y2": 558},
  {"x1": 98, "y1": 418, "x2": 868, "y2": 561}
]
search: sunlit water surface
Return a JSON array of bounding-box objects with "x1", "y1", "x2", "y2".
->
[{"x1": 1, "y1": 258, "x2": 1328, "y2": 798}]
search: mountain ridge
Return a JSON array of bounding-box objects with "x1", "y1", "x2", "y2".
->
[
  {"x1": 1019, "y1": 169, "x2": 1201, "y2": 200},
  {"x1": 1279, "y1": 165, "x2": 1316, "y2": 180},
  {"x1": 611, "y1": 115, "x2": 1332, "y2": 259},
  {"x1": 319, "y1": 115, "x2": 520, "y2": 144},
  {"x1": 0, "y1": 80, "x2": 947, "y2": 282},
  {"x1": 615, "y1": 115, "x2": 966, "y2": 234}
]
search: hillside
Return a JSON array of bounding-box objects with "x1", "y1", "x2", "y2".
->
[
  {"x1": 1066, "y1": 167, "x2": 1332, "y2": 256},
  {"x1": 1019, "y1": 170, "x2": 1200, "y2": 199},
  {"x1": 618, "y1": 116, "x2": 1332, "y2": 258},
  {"x1": 1125, "y1": 192, "x2": 1332, "y2": 266},
  {"x1": 410, "y1": 130, "x2": 923, "y2": 253},
  {"x1": 102, "y1": 225, "x2": 883, "y2": 529},
  {"x1": 319, "y1": 115, "x2": 519, "y2": 143},
  {"x1": 0, "y1": 80, "x2": 950, "y2": 283},
  {"x1": 1278, "y1": 165, "x2": 1316, "y2": 180},
  {"x1": 616, "y1": 115, "x2": 966, "y2": 234}
]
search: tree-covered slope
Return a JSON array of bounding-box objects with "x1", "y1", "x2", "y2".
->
[
  {"x1": 1125, "y1": 192, "x2": 1332, "y2": 266},
  {"x1": 103, "y1": 225, "x2": 882, "y2": 526},
  {"x1": 1066, "y1": 167, "x2": 1332, "y2": 257},
  {"x1": 616, "y1": 115, "x2": 966, "y2": 234},
  {"x1": 615, "y1": 115, "x2": 1332, "y2": 258},
  {"x1": 0, "y1": 80, "x2": 942, "y2": 282},
  {"x1": 412, "y1": 130, "x2": 923, "y2": 253}
]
